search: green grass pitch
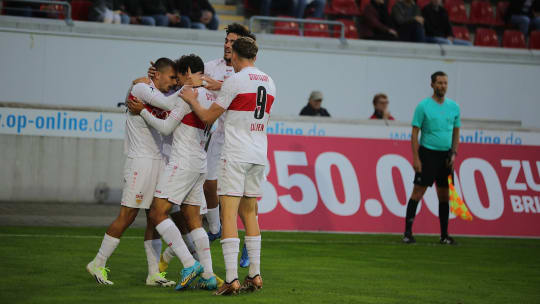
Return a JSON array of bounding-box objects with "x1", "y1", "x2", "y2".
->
[{"x1": 1, "y1": 226, "x2": 540, "y2": 304}]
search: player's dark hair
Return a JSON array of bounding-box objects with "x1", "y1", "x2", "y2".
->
[
  {"x1": 372, "y1": 93, "x2": 388, "y2": 105},
  {"x1": 175, "y1": 54, "x2": 205, "y2": 75},
  {"x1": 153, "y1": 57, "x2": 176, "y2": 73},
  {"x1": 431, "y1": 71, "x2": 447, "y2": 83},
  {"x1": 226, "y1": 23, "x2": 256, "y2": 41},
  {"x1": 232, "y1": 37, "x2": 258, "y2": 60}
]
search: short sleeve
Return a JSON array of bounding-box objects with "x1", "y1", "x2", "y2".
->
[
  {"x1": 131, "y1": 83, "x2": 159, "y2": 103},
  {"x1": 215, "y1": 79, "x2": 235, "y2": 110},
  {"x1": 411, "y1": 103, "x2": 425, "y2": 128},
  {"x1": 453, "y1": 104, "x2": 461, "y2": 128}
]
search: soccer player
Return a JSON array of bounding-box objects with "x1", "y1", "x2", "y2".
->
[
  {"x1": 402, "y1": 71, "x2": 460, "y2": 245},
  {"x1": 180, "y1": 37, "x2": 275, "y2": 295},
  {"x1": 86, "y1": 58, "x2": 179, "y2": 286},
  {"x1": 127, "y1": 54, "x2": 220, "y2": 290},
  {"x1": 202, "y1": 22, "x2": 257, "y2": 268}
]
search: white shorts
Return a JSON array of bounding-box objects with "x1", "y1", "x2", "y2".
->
[
  {"x1": 217, "y1": 159, "x2": 265, "y2": 197},
  {"x1": 170, "y1": 192, "x2": 208, "y2": 215},
  {"x1": 155, "y1": 163, "x2": 206, "y2": 208},
  {"x1": 121, "y1": 157, "x2": 161, "y2": 209},
  {"x1": 206, "y1": 132, "x2": 224, "y2": 181}
]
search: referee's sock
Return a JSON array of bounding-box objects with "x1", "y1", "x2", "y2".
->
[
  {"x1": 439, "y1": 201, "x2": 450, "y2": 238},
  {"x1": 405, "y1": 199, "x2": 419, "y2": 235}
]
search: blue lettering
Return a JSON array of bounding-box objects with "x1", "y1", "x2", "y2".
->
[
  {"x1": 35, "y1": 116, "x2": 44, "y2": 129},
  {"x1": 295, "y1": 128, "x2": 303, "y2": 135},
  {"x1": 105, "y1": 119, "x2": 113, "y2": 132},
  {"x1": 79, "y1": 118, "x2": 88, "y2": 131},
  {"x1": 17, "y1": 115, "x2": 26, "y2": 133},
  {"x1": 493, "y1": 137, "x2": 501, "y2": 144},
  {"x1": 6, "y1": 115, "x2": 15, "y2": 128},
  {"x1": 46, "y1": 116, "x2": 55, "y2": 129}
]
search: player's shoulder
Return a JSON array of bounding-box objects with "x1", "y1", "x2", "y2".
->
[
  {"x1": 416, "y1": 97, "x2": 431, "y2": 109},
  {"x1": 205, "y1": 58, "x2": 224, "y2": 69},
  {"x1": 445, "y1": 98, "x2": 460, "y2": 108}
]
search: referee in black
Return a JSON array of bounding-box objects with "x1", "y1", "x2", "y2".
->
[{"x1": 403, "y1": 71, "x2": 461, "y2": 244}]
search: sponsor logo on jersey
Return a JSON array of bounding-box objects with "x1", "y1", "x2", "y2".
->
[{"x1": 136, "y1": 193, "x2": 143, "y2": 204}]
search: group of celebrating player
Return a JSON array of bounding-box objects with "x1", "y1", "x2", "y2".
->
[{"x1": 86, "y1": 23, "x2": 276, "y2": 296}]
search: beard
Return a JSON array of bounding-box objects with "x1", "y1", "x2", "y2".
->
[{"x1": 435, "y1": 90, "x2": 445, "y2": 98}]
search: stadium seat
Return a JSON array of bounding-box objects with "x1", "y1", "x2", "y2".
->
[
  {"x1": 502, "y1": 30, "x2": 526, "y2": 49},
  {"x1": 469, "y1": 0, "x2": 495, "y2": 26},
  {"x1": 326, "y1": 0, "x2": 361, "y2": 16},
  {"x1": 304, "y1": 18, "x2": 330, "y2": 37},
  {"x1": 359, "y1": 0, "x2": 370, "y2": 14},
  {"x1": 452, "y1": 26, "x2": 471, "y2": 42},
  {"x1": 387, "y1": 0, "x2": 396, "y2": 14},
  {"x1": 417, "y1": 0, "x2": 431, "y2": 9},
  {"x1": 274, "y1": 18, "x2": 300, "y2": 36},
  {"x1": 71, "y1": 0, "x2": 92, "y2": 21},
  {"x1": 494, "y1": 1, "x2": 510, "y2": 26},
  {"x1": 332, "y1": 19, "x2": 359, "y2": 39},
  {"x1": 530, "y1": 30, "x2": 540, "y2": 50},
  {"x1": 474, "y1": 28, "x2": 499, "y2": 47},
  {"x1": 445, "y1": 0, "x2": 468, "y2": 24}
]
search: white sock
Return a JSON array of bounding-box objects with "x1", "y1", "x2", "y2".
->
[
  {"x1": 151, "y1": 239, "x2": 162, "y2": 263},
  {"x1": 245, "y1": 235, "x2": 261, "y2": 278},
  {"x1": 93, "y1": 234, "x2": 120, "y2": 268},
  {"x1": 182, "y1": 233, "x2": 196, "y2": 255},
  {"x1": 191, "y1": 228, "x2": 213, "y2": 278},
  {"x1": 162, "y1": 246, "x2": 175, "y2": 263},
  {"x1": 144, "y1": 240, "x2": 159, "y2": 275},
  {"x1": 221, "y1": 238, "x2": 240, "y2": 283},
  {"x1": 156, "y1": 218, "x2": 195, "y2": 268},
  {"x1": 206, "y1": 207, "x2": 221, "y2": 234}
]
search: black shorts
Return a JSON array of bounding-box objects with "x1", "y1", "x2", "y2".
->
[{"x1": 413, "y1": 146, "x2": 452, "y2": 188}]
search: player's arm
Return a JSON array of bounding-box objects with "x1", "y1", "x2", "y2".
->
[
  {"x1": 126, "y1": 97, "x2": 185, "y2": 136},
  {"x1": 180, "y1": 87, "x2": 225, "y2": 125},
  {"x1": 201, "y1": 75, "x2": 222, "y2": 91},
  {"x1": 411, "y1": 127, "x2": 421, "y2": 173},
  {"x1": 448, "y1": 127, "x2": 460, "y2": 169},
  {"x1": 131, "y1": 83, "x2": 179, "y2": 111}
]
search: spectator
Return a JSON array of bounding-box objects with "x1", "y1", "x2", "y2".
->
[
  {"x1": 139, "y1": 0, "x2": 170, "y2": 26},
  {"x1": 296, "y1": 0, "x2": 326, "y2": 18},
  {"x1": 506, "y1": 0, "x2": 540, "y2": 36},
  {"x1": 258, "y1": 0, "x2": 296, "y2": 17},
  {"x1": 359, "y1": 0, "x2": 398, "y2": 41},
  {"x1": 370, "y1": 93, "x2": 395, "y2": 120},
  {"x1": 89, "y1": 0, "x2": 130, "y2": 24},
  {"x1": 165, "y1": 0, "x2": 194, "y2": 28},
  {"x1": 391, "y1": 0, "x2": 425, "y2": 42},
  {"x1": 189, "y1": 0, "x2": 219, "y2": 30},
  {"x1": 299, "y1": 91, "x2": 331, "y2": 117},
  {"x1": 422, "y1": 0, "x2": 471, "y2": 46},
  {"x1": 3, "y1": 1, "x2": 39, "y2": 17}
]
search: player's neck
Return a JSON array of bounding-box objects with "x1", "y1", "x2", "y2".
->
[{"x1": 432, "y1": 94, "x2": 445, "y2": 104}]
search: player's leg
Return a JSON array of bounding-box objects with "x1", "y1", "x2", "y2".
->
[
  {"x1": 87, "y1": 206, "x2": 139, "y2": 284},
  {"x1": 159, "y1": 206, "x2": 196, "y2": 272},
  {"x1": 239, "y1": 202, "x2": 256, "y2": 268},
  {"x1": 217, "y1": 194, "x2": 242, "y2": 294},
  {"x1": 238, "y1": 163, "x2": 264, "y2": 291},
  {"x1": 149, "y1": 197, "x2": 202, "y2": 290},
  {"x1": 204, "y1": 179, "x2": 221, "y2": 239},
  {"x1": 435, "y1": 157, "x2": 456, "y2": 245},
  {"x1": 144, "y1": 209, "x2": 175, "y2": 287}
]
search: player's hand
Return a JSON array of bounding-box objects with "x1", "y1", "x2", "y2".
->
[
  {"x1": 201, "y1": 75, "x2": 222, "y2": 91},
  {"x1": 179, "y1": 86, "x2": 199, "y2": 105},
  {"x1": 447, "y1": 153, "x2": 456, "y2": 171},
  {"x1": 413, "y1": 157, "x2": 422, "y2": 173},
  {"x1": 132, "y1": 76, "x2": 151, "y2": 85},
  {"x1": 127, "y1": 96, "x2": 145, "y2": 114},
  {"x1": 388, "y1": 28, "x2": 398, "y2": 37},
  {"x1": 148, "y1": 61, "x2": 156, "y2": 78}
]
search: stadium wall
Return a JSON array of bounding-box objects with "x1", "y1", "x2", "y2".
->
[{"x1": 0, "y1": 16, "x2": 540, "y2": 127}]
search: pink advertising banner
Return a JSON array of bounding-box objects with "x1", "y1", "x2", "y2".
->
[{"x1": 255, "y1": 135, "x2": 540, "y2": 237}]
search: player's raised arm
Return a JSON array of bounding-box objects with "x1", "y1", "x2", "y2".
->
[
  {"x1": 131, "y1": 83, "x2": 180, "y2": 111},
  {"x1": 180, "y1": 86, "x2": 225, "y2": 125}
]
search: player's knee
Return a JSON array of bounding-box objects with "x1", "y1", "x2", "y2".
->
[
  {"x1": 149, "y1": 207, "x2": 165, "y2": 226},
  {"x1": 203, "y1": 180, "x2": 217, "y2": 195}
]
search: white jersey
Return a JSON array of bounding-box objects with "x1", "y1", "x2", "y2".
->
[
  {"x1": 216, "y1": 66, "x2": 276, "y2": 165},
  {"x1": 205, "y1": 58, "x2": 235, "y2": 136},
  {"x1": 124, "y1": 82, "x2": 177, "y2": 160},
  {"x1": 140, "y1": 86, "x2": 214, "y2": 173}
]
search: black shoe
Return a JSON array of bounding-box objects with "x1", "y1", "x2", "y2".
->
[
  {"x1": 402, "y1": 233, "x2": 416, "y2": 244},
  {"x1": 440, "y1": 236, "x2": 457, "y2": 245}
]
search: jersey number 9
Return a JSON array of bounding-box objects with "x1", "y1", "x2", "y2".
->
[{"x1": 254, "y1": 86, "x2": 267, "y2": 120}]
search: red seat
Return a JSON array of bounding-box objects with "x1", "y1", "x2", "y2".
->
[
  {"x1": 474, "y1": 28, "x2": 499, "y2": 47},
  {"x1": 502, "y1": 30, "x2": 526, "y2": 49},
  {"x1": 332, "y1": 19, "x2": 358, "y2": 39},
  {"x1": 494, "y1": 1, "x2": 510, "y2": 26},
  {"x1": 387, "y1": 0, "x2": 396, "y2": 14},
  {"x1": 304, "y1": 18, "x2": 330, "y2": 37},
  {"x1": 469, "y1": 0, "x2": 494, "y2": 25},
  {"x1": 274, "y1": 18, "x2": 300, "y2": 36},
  {"x1": 71, "y1": 0, "x2": 92, "y2": 21},
  {"x1": 452, "y1": 26, "x2": 470, "y2": 42},
  {"x1": 530, "y1": 30, "x2": 540, "y2": 50},
  {"x1": 445, "y1": 0, "x2": 468, "y2": 24},
  {"x1": 326, "y1": 0, "x2": 361, "y2": 16},
  {"x1": 417, "y1": 0, "x2": 431, "y2": 9}
]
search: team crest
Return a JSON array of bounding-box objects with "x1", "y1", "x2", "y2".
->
[{"x1": 135, "y1": 193, "x2": 144, "y2": 204}]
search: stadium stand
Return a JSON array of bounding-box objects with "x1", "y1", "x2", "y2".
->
[
  {"x1": 273, "y1": 17, "x2": 301, "y2": 36},
  {"x1": 325, "y1": 0, "x2": 361, "y2": 16},
  {"x1": 70, "y1": 0, "x2": 91, "y2": 21},
  {"x1": 494, "y1": 1, "x2": 509, "y2": 27},
  {"x1": 474, "y1": 27, "x2": 499, "y2": 47},
  {"x1": 304, "y1": 18, "x2": 330, "y2": 37},
  {"x1": 332, "y1": 18, "x2": 358, "y2": 39},
  {"x1": 469, "y1": 0, "x2": 495, "y2": 26},
  {"x1": 502, "y1": 29, "x2": 527, "y2": 49},
  {"x1": 530, "y1": 30, "x2": 540, "y2": 50},
  {"x1": 445, "y1": 0, "x2": 469, "y2": 24},
  {"x1": 452, "y1": 25, "x2": 471, "y2": 42}
]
